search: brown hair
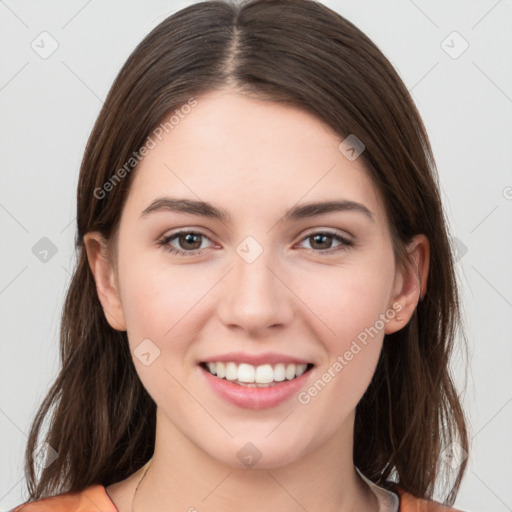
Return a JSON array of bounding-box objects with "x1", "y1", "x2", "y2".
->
[{"x1": 22, "y1": 0, "x2": 468, "y2": 506}]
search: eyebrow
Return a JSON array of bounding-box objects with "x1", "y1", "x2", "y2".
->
[{"x1": 140, "y1": 197, "x2": 374, "y2": 223}]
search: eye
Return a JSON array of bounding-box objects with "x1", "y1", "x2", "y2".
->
[
  {"x1": 158, "y1": 230, "x2": 214, "y2": 256},
  {"x1": 297, "y1": 230, "x2": 354, "y2": 253},
  {"x1": 158, "y1": 229, "x2": 354, "y2": 257}
]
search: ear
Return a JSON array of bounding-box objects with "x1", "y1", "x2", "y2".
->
[
  {"x1": 385, "y1": 234, "x2": 430, "y2": 334},
  {"x1": 83, "y1": 231, "x2": 127, "y2": 331}
]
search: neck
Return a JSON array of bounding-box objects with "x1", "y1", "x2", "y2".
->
[{"x1": 133, "y1": 408, "x2": 378, "y2": 512}]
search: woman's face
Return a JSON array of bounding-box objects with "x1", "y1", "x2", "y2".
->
[{"x1": 87, "y1": 88, "x2": 413, "y2": 469}]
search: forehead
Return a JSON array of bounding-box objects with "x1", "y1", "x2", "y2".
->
[{"x1": 123, "y1": 89, "x2": 387, "y2": 227}]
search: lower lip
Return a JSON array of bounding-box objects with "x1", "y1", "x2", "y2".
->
[{"x1": 200, "y1": 365, "x2": 313, "y2": 409}]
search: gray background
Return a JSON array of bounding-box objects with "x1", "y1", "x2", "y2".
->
[{"x1": 1, "y1": 1, "x2": 511, "y2": 511}]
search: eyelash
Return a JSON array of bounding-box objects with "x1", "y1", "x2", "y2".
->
[{"x1": 157, "y1": 229, "x2": 354, "y2": 257}]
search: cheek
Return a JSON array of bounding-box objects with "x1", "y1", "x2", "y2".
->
[
  {"x1": 116, "y1": 255, "x2": 210, "y2": 406},
  {"x1": 291, "y1": 256, "x2": 394, "y2": 407},
  {"x1": 117, "y1": 249, "x2": 205, "y2": 356},
  {"x1": 295, "y1": 258, "x2": 395, "y2": 349},
  {"x1": 293, "y1": 280, "x2": 389, "y2": 435}
]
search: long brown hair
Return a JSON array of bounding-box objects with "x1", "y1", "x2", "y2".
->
[{"x1": 22, "y1": 0, "x2": 468, "y2": 505}]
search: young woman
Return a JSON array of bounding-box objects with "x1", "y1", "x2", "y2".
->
[{"x1": 12, "y1": 0, "x2": 469, "y2": 510}]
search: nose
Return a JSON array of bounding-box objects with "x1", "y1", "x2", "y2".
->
[{"x1": 216, "y1": 241, "x2": 294, "y2": 336}]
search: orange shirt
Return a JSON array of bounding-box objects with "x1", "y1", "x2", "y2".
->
[{"x1": 10, "y1": 483, "x2": 464, "y2": 511}]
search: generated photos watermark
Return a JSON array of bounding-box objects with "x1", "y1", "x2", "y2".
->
[
  {"x1": 297, "y1": 302, "x2": 403, "y2": 405},
  {"x1": 94, "y1": 97, "x2": 198, "y2": 200}
]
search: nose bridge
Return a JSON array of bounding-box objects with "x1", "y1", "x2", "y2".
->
[{"x1": 217, "y1": 234, "x2": 292, "y2": 332}]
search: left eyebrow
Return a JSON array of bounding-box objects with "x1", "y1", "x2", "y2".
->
[
  {"x1": 140, "y1": 197, "x2": 374, "y2": 223},
  {"x1": 283, "y1": 199, "x2": 374, "y2": 223}
]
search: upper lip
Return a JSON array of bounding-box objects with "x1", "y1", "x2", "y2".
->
[{"x1": 200, "y1": 352, "x2": 312, "y2": 366}]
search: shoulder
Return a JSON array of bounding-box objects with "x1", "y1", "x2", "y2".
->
[
  {"x1": 10, "y1": 484, "x2": 117, "y2": 512},
  {"x1": 396, "y1": 487, "x2": 465, "y2": 512}
]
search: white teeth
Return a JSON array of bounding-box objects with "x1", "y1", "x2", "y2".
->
[
  {"x1": 216, "y1": 361, "x2": 226, "y2": 379},
  {"x1": 238, "y1": 363, "x2": 255, "y2": 383},
  {"x1": 285, "y1": 364, "x2": 296, "y2": 380},
  {"x1": 225, "y1": 362, "x2": 238, "y2": 381},
  {"x1": 255, "y1": 364, "x2": 274, "y2": 383},
  {"x1": 274, "y1": 363, "x2": 286, "y2": 381},
  {"x1": 296, "y1": 364, "x2": 307, "y2": 377},
  {"x1": 204, "y1": 361, "x2": 310, "y2": 383}
]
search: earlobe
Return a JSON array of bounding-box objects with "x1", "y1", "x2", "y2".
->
[
  {"x1": 83, "y1": 232, "x2": 127, "y2": 331},
  {"x1": 385, "y1": 234, "x2": 430, "y2": 334}
]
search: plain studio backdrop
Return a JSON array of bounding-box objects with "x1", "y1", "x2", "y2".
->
[{"x1": 0, "y1": 1, "x2": 511, "y2": 511}]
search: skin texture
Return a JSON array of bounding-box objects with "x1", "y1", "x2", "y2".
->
[{"x1": 85, "y1": 88, "x2": 429, "y2": 512}]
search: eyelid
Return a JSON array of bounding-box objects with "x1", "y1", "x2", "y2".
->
[
  {"x1": 295, "y1": 229, "x2": 354, "y2": 252},
  {"x1": 300, "y1": 227, "x2": 354, "y2": 243},
  {"x1": 158, "y1": 229, "x2": 216, "y2": 253}
]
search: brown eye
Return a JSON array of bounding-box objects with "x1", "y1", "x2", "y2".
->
[
  {"x1": 299, "y1": 231, "x2": 354, "y2": 253},
  {"x1": 309, "y1": 233, "x2": 334, "y2": 250},
  {"x1": 159, "y1": 231, "x2": 213, "y2": 256},
  {"x1": 176, "y1": 233, "x2": 203, "y2": 250}
]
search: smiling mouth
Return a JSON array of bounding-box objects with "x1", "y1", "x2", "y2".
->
[{"x1": 200, "y1": 361, "x2": 314, "y2": 387}]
